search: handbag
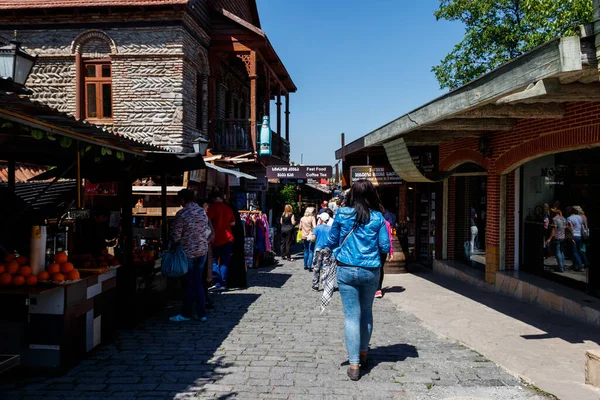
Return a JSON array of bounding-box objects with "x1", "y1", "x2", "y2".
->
[
  {"x1": 161, "y1": 243, "x2": 188, "y2": 277},
  {"x1": 296, "y1": 229, "x2": 303, "y2": 243},
  {"x1": 582, "y1": 223, "x2": 590, "y2": 239}
]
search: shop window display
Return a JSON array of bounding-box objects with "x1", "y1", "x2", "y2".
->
[{"x1": 520, "y1": 150, "x2": 599, "y2": 296}]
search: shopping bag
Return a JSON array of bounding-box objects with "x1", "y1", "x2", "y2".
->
[
  {"x1": 161, "y1": 243, "x2": 188, "y2": 277},
  {"x1": 296, "y1": 229, "x2": 303, "y2": 243}
]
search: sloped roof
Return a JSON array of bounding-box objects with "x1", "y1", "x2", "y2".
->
[
  {"x1": 0, "y1": 163, "x2": 48, "y2": 183},
  {"x1": 0, "y1": 0, "x2": 188, "y2": 9}
]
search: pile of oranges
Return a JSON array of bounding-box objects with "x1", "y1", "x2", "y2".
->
[
  {"x1": 0, "y1": 251, "x2": 82, "y2": 287},
  {"x1": 0, "y1": 254, "x2": 38, "y2": 287},
  {"x1": 45, "y1": 251, "x2": 81, "y2": 283}
]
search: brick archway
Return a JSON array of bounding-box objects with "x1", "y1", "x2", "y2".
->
[
  {"x1": 440, "y1": 149, "x2": 489, "y2": 171},
  {"x1": 496, "y1": 124, "x2": 600, "y2": 174},
  {"x1": 71, "y1": 30, "x2": 117, "y2": 55}
]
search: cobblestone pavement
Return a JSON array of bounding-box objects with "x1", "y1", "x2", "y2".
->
[{"x1": 1, "y1": 259, "x2": 549, "y2": 400}]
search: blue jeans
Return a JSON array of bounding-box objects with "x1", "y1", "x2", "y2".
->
[
  {"x1": 554, "y1": 239, "x2": 565, "y2": 271},
  {"x1": 572, "y1": 237, "x2": 589, "y2": 269},
  {"x1": 183, "y1": 256, "x2": 207, "y2": 319},
  {"x1": 303, "y1": 239, "x2": 314, "y2": 269},
  {"x1": 337, "y1": 266, "x2": 380, "y2": 365},
  {"x1": 212, "y1": 242, "x2": 233, "y2": 287}
]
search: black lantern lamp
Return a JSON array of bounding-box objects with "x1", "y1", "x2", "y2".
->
[
  {"x1": 0, "y1": 31, "x2": 37, "y2": 91},
  {"x1": 192, "y1": 136, "x2": 210, "y2": 154}
]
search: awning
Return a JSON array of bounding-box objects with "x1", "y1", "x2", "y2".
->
[
  {"x1": 205, "y1": 163, "x2": 257, "y2": 180},
  {"x1": 304, "y1": 183, "x2": 332, "y2": 195},
  {"x1": 383, "y1": 138, "x2": 433, "y2": 183}
]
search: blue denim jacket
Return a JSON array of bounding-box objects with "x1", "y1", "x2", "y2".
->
[{"x1": 327, "y1": 207, "x2": 390, "y2": 268}]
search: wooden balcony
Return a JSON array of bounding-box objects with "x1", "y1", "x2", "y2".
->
[{"x1": 214, "y1": 119, "x2": 290, "y2": 163}]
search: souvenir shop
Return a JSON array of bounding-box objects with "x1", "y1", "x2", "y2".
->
[{"x1": 240, "y1": 210, "x2": 274, "y2": 269}]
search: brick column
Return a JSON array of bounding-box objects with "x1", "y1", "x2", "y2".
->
[{"x1": 485, "y1": 173, "x2": 501, "y2": 283}]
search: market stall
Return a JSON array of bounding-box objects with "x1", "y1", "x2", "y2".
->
[{"x1": 0, "y1": 91, "x2": 205, "y2": 370}]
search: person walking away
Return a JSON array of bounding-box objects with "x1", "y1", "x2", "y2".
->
[
  {"x1": 375, "y1": 220, "x2": 394, "y2": 298},
  {"x1": 207, "y1": 190, "x2": 235, "y2": 291},
  {"x1": 169, "y1": 189, "x2": 211, "y2": 322},
  {"x1": 300, "y1": 207, "x2": 317, "y2": 270},
  {"x1": 311, "y1": 213, "x2": 332, "y2": 291},
  {"x1": 470, "y1": 205, "x2": 478, "y2": 254},
  {"x1": 280, "y1": 205, "x2": 296, "y2": 261},
  {"x1": 327, "y1": 180, "x2": 390, "y2": 381},
  {"x1": 568, "y1": 206, "x2": 589, "y2": 271},
  {"x1": 547, "y1": 208, "x2": 567, "y2": 272}
]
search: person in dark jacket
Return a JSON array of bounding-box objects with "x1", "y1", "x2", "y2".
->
[{"x1": 327, "y1": 180, "x2": 390, "y2": 381}]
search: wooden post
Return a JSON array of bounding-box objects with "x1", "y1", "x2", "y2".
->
[
  {"x1": 341, "y1": 133, "x2": 346, "y2": 162},
  {"x1": 161, "y1": 174, "x2": 168, "y2": 248},
  {"x1": 249, "y1": 51, "x2": 258, "y2": 154},
  {"x1": 335, "y1": 163, "x2": 339, "y2": 185},
  {"x1": 285, "y1": 92, "x2": 290, "y2": 142},
  {"x1": 76, "y1": 141, "x2": 82, "y2": 208},
  {"x1": 118, "y1": 173, "x2": 135, "y2": 326},
  {"x1": 277, "y1": 85, "x2": 282, "y2": 136},
  {"x1": 75, "y1": 52, "x2": 82, "y2": 120},
  {"x1": 265, "y1": 69, "x2": 271, "y2": 118},
  {"x1": 208, "y1": 53, "x2": 219, "y2": 149}
]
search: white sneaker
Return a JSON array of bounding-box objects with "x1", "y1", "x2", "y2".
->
[{"x1": 208, "y1": 284, "x2": 221, "y2": 291}]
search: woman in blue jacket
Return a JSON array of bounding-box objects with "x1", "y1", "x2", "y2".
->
[{"x1": 327, "y1": 180, "x2": 390, "y2": 381}]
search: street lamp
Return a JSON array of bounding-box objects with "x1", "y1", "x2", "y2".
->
[
  {"x1": 192, "y1": 136, "x2": 210, "y2": 155},
  {"x1": 0, "y1": 32, "x2": 37, "y2": 88}
]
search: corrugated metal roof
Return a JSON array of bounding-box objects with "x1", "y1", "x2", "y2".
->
[
  {"x1": 0, "y1": 0, "x2": 188, "y2": 10},
  {"x1": 0, "y1": 180, "x2": 76, "y2": 210}
]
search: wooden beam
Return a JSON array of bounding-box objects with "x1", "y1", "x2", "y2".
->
[
  {"x1": 419, "y1": 118, "x2": 516, "y2": 131},
  {"x1": 457, "y1": 103, "x2": 565, "y2": 119},
  {"x1": 249, "y1": 50, "x2": 258, "y2": 154},
  {"x1": 285, "y1": 92, "x2": 290, "y2": 142},
  {"x1": 497, "y1": 80, "x2": 600, "y2": 104}
]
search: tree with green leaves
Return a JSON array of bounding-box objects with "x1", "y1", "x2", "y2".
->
[{"x1": 432, "y1": 0, "x2": 593, "y2": 90}]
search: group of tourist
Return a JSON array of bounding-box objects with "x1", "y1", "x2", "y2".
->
[
  {"x1": 280, "y1": 181, "x2": 394, "y2": 380},
  {"x1": 168, "y1": 189, "x2": 241, "y2": 323},
  {"x1": 537, "y1": 203, "x2": 591, "y2": 272}
]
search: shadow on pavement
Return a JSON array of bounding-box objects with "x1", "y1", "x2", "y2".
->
[
  {"x1": 408, "y1": 266, "x2": 600, "y2": 344},
  {"x1": 384, "y1": 286, "x2": 406, "y2": 294},
  {"x1": 0, "y1": 292, "x2": 261, "y2": 400}
]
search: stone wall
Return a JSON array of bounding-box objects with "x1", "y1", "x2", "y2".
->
[{"x1": 0, "y1": 26, "x2": 211, "y2": 151}]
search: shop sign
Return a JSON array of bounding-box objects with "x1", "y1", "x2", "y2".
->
[
  {"x1": 245, "y1": 175, "x2": 268, "y2": 192},
  {"x1": 85, "y1": 182, "x2": 118, "y2": 196},
  {"x1": 266, "y1": 165, "x2": 332, "y2": 179},
  {"x1": 350, "y1": 166, "x2": 402, "y2": 187}
]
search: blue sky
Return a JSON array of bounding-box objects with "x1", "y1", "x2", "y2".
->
[{"x1": 256, "y1": 0, "x2": 465, "y2": 167}]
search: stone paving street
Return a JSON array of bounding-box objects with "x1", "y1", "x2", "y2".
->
[{"x1": 1, "y1": 259, "x2": 550, "y2": 400}]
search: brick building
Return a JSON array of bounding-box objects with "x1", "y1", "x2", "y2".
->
[
  {"x1": 337, "y1": 21, "x2": 600, "y2": 325},
  {"x1": 0, "y1": 0, "x2": 295, "y2": 176}
]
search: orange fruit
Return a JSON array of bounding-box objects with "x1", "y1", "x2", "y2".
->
[
  {"x1": 47, "y1": 263, "x2": 60, "y2": 274},
  {"x1": 66, "y1": 270, "x2": 80, "y2": 280},
  {"x1": 16, "y1": 256, "x2": 28, "y2": 266},
  {"x1": 38, "y1": 271, "x2": 50, "y2": 281},
  {"x1": 6, "y1": 261, "x2": 19, "y2": 275},
  {"x1": 54, "y1": 252, "x2": 68, "y2": 264},
  {"x1": 19, "y1": 266, "x2": 33, "y2": 277},
  {"x1": 4, "y1": 254, "x2": 16, "y2": 263},
  {"x1": 60, "y1": 262, "x2": 74, "y2": 274},
  {"x1": 12, "y1": 275, "x2": 25, "y2": 286},
  {"x1": 0, "y1": 273, "x2": 12, "y2": 286},
  {"x1": 0, "y1": 265, "x2": 5, "y2": 274},
  {"x1": 51, "y1": 273, "x2": 65, "y2": 282},
  {"x1": 25, "y1": 275, "x2": 38, "y2": 286}
]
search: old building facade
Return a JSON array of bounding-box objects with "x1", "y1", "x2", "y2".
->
[{"x1": 0, "y1": 0, "x2": 295, "y2": 163}]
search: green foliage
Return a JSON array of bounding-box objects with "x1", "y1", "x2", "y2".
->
[
  {"x1": 433, "y1": 0, "x2": 593, "y2": 90},
  {"x1": 280, "y1": 184, "x2": 298, "y2": 212}
]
